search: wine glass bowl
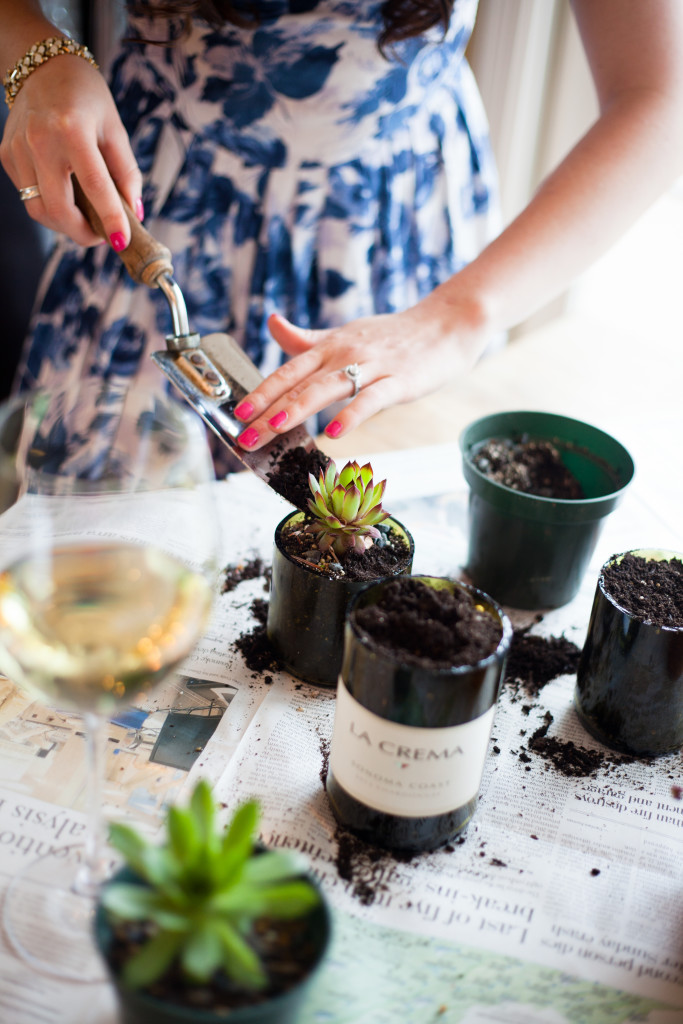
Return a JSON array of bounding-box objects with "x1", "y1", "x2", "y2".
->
[
  {"x1": 0, "y1": 541, "x2": 213, "y2": 714},
  {"x1": 0, "y1": 381, "x2": 219, "y2": 980}
]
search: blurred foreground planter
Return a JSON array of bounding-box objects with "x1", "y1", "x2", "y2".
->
[
  {"x1": 95, "y1": 865, "x2": 332, "y2": 1024},
  {"x1": 574, "y1": 548, "x2": 683, "y2": 756},
  {"x1": 460, "y1": 410, "x2": 635, "y2": 609}
]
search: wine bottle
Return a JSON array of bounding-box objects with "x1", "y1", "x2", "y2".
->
[
  {"x1": 575, "y1": 547, "x2": 683, "y2": 756},
  {"x1": 326, "y1": 576, "x2": 511, "y2": 852}
]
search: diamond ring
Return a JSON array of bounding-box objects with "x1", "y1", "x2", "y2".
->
[{"x1": 343, "y1": 363, "x2": 362, "y2": 397}]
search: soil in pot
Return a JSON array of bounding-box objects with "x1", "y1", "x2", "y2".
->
[
  {"x1": 600, "y1": 551, "x2": 683, "y2": 627},
  {"x1": 352, "y1": 575, "x2": 502, "y2": 666},
  {"x1": 470, "y1": 437, "x2": 584, "y2": 499},
  {"x1": 278, "y1": 515, "x2": 412, "y2": 583}
]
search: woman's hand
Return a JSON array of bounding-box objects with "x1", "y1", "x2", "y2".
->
[
  {"x1": 0, "y1": 52, "x2": 142, "y2": 248},
  {"x1": 233, "y1": 291, "x2": 488, "y2": 450}
]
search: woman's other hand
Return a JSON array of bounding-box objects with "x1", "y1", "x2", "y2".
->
[
  {"x1": 0, "y1": 46, "x2": 142, "y2": 249},
  {"x1": 233, "y1": 289, "x2": 488, "y2": 450}
]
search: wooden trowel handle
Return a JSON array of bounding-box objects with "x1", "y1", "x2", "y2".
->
[{"x1": 72, "y1": 177, "x2": 174, "y2": 287}]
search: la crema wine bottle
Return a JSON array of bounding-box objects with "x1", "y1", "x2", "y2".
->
[{"x1": 326, "y1": 577, "x2": 512, "y2": 853}]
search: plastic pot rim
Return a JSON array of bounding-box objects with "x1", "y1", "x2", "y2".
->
[{"x1": 459, "y1": 410, "x2": 635, "y2": 525}]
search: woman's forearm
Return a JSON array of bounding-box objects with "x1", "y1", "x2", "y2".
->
[
  {"x1": 0, "y1": 2, "x2": 61, "y2": 70},
  {"x1": 433, "y1": 84, "x2": 683, "y2": 345},
  {"x1": 436, "y1": 0, "x2": 683, "y2": 346}
]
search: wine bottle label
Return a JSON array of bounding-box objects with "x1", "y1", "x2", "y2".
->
[{"x1": 329, "y1": 677, "x2": 496, "y2": 817}]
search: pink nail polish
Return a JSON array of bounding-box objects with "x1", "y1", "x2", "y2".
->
[
  {"x1": 134, "y1": 198, "x2": 144, "y2": 222},
  {"x1": 238, "y1": 427, "x2": 259, "y2": 448},
  {"x1": 268, "y1": 410, "x2": 288, "y2": 430},
  {"x1": 325, "y1": 420, "x2": 343, "y2": 439},
  {"x1": 109, "y1": 231, "x2": 126, "y2": 252},
  {"x1": 234, "y1": 401, "x2": 254, "y2": 421}
]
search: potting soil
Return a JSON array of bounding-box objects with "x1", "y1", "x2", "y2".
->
[
  {"x1": 601, "y1": 551, "x2": 683, "y2": 628},
  {"x1": 471, "y1": 437, "x2": 584, "y2": 499}
]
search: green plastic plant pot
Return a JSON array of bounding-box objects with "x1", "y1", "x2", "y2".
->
[
  {"x1": 95, "y1": 867, "x2": 332, "y2": 1024},
  {"x1": 460, "y1": 411, "x2": 635, "y2": 609},
  {"x1": 267, "y1": 511, "x2": 414, "y2": 688},
  {"x1": 327, "y1": 576, "x2": 512, "y2": 852},
  {"x1": 574, "y1": 549, "x2": 683, "y2": 756}
]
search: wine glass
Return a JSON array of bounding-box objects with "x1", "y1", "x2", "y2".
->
[{"x1": 0, "y1": 380, "x2": 219, "y2": 981}]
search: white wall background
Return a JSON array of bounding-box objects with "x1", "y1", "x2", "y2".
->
[{"x1": 467, "y1": 0, "x2": 683, "y2": 342}]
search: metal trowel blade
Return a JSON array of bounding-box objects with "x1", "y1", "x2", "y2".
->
[{"x1": 151, "y1": 332, "x2": 318, "y2": 508}]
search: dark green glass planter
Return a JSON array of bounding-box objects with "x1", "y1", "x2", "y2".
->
[
  {"x1": 460, "y1": 411, "x2": 635, "y2": 609},
  {"x1": 574, "y1": 549, "x2": 683, "y2": 756},
  {"x1": 267, "y1": 512, "x2": 414, "y2": 688},
  {"x1": 327, "y1": 576, "x2": 512, "y2": 852},
  {"x1": 94, "y1": 866, "x2": 332, "y2": 1024}
]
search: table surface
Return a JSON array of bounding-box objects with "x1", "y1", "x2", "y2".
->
[{"x1": 0, "y1": 310, "x2": 681, "y2": 1024}]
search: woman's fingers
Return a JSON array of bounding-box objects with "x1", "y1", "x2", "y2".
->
[
  {"x1": 70, "y1": 142, "x2": 140, "y2": 248},
  {"x1": 321, "y1": 375, "x2": 403, "y2": 440},
  {"x1": 235, "y1": 343, "x2": 396, "y2": 451},
  {"x1": 233, "y1": 349, "x2": 330, "y2": 449},
  {"x1": 76, "y1": 98, "x2": 144, "y2": 245},
  {"x1": 234, "y1": 300, "x2": 473, "y2": 452},
  {"x1": 234, "y1": 317, "x2": 398, "y2": 451},
  {"x1": 100, "y1": 124, "x2": 145, "y2": 223},
  {"x1": 266, "y1": 312, "x2": 322, "y2": 355},
  {"x1": 236, "y1": 361, "x2": 381, "y2": 451}
]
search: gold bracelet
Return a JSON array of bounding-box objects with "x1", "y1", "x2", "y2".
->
[{"x1": 3, "y1": 36, "x2": 99, "y2": 109}]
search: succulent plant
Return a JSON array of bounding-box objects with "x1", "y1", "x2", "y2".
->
[
  {"x1": 102, "y1": 780, "x2": 320, "y2": 992},
  {"x1": 307, "y1": 458, "x2": 390, "y2": 555}
]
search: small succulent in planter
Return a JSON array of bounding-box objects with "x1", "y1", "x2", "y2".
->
[
  {"x1": 96, "y1": 780, "x2": 330, "y2": 1023},
  {"x1": 306, "y1": 459, "x2": 391, "y2": 557},
  {"x1": 267, "y1": 457, "x2": 414, "y2": 687}
]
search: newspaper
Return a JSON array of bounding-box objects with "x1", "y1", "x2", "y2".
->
[{"x1": 0, "y1": 446, "x2": 681, "y2": 1023}]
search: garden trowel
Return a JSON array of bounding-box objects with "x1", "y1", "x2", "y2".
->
[{"x1": 73, "y1": 180, "x2": 318, "y2": 507}]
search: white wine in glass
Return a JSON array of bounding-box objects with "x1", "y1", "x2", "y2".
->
[{"x1": 0, "y1": 381, "x2": 219, "y2": 982}]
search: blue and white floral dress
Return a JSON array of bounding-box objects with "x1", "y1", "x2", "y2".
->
[{"x1": 18, "y1": 0, "x2": 499, "y2": 462}]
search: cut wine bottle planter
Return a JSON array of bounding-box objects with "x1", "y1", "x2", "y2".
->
[
  {"x1": 460, "y1": 411, "x2": 635, "y2": 609},
  {"x1": 327, "y1": 576, "x2": 512, "y2": 852},
  {"x1": 267, "y1": 511, "x2": 414, "y2": 688},
  {"x1": 95, "y1": 784, "x2": 332, "y2": 1024},
  {"x1": 574, "y1": 549, "x2": 683, "y2": 756}
]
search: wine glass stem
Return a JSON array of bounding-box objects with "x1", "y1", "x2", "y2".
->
[{"x1": 74, "y1": 709, "x2": 109, "y2": 897}]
